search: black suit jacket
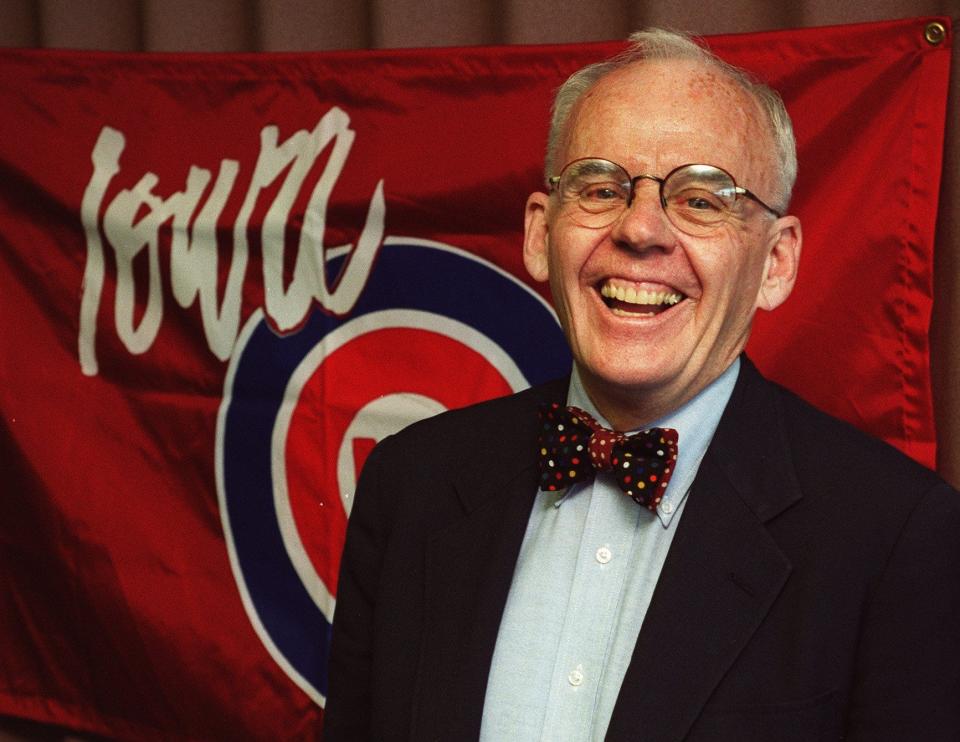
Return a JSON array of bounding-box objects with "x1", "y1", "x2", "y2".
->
[{"x1": 324, "y1": 358, "x2": 960, "y2": 741}]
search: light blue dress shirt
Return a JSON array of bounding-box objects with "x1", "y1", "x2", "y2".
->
[{"x1": 480, "y1": 358, "x2": 740, "y2": 741}]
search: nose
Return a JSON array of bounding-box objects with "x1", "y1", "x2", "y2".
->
[{"x1": 609, "y1": 177, "x2": 675, "y2": 252}]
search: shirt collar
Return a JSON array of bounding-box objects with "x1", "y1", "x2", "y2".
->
[{"x1": 565, "y1": 358, "x2": 740, "y2": 527}]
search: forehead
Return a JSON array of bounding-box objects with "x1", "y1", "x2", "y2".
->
[{"x1": 561, "y1": 59, "x2": 772, "y2": 181}]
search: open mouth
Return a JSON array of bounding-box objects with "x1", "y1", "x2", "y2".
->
[{"x1": 599, "y1": 279, "x2": 685, "y2": 317}]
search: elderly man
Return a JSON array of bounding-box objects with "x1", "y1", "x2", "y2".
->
[{"x1": 324, "y1": 29, "x2": 960, "y2": 741}]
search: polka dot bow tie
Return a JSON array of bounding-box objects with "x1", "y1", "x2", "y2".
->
[{"x1": 537, "y1": 403, "x2": 679, "y2": 512}]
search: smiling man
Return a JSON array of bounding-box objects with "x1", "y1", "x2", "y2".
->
[
  {"x1": 325, "y1": 29, "x2": 960, "y2": 742},
  {"x1": 522, "y1": 47, "x2": 799, "y2": 433}
]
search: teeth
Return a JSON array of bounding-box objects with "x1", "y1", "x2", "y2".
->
[{"x1": 601, "y1": 282, "x2": 683, "y2": 306}]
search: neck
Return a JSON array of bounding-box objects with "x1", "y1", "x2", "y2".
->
[
  {"x1": 584, "y1": 383, "x2": 685, "y2": 432},
  {"x1": 576, "y1": 365, "x2": 729, "y2": 432}
]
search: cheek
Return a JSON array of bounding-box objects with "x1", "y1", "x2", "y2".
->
[
  {"x1": 690, "y1": 236, "x2": 765, "y2": 309},
  {"x1": 721, "y1": 251, "x2": 768, "y2": 317},
  {"x1": 547, "y1": 226, "x2": 591, "y2": 289},
  {"x1": 544, "y1": 246, "x2": 577, "y2": 329},
  {"x1": 546, "y1": 247, "x2": 570, "y2": 300}
]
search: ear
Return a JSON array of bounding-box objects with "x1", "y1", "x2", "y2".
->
[
  {"x1": 756, "y1": 215, "x2": 802, "y2": 312},
  {"x1": 523, "y1": 191, "x2": 551, "y2": 282}
]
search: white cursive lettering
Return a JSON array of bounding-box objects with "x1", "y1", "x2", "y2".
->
[{"x1": 78, "y1": 107, "x2": 385, "y2": 376}]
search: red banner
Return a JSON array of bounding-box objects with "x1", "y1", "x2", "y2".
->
[{"x1": 0, "y1": 17, "x2": 951, "y2": 740}]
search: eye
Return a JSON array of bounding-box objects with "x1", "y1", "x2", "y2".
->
[
  {"x1": 685, "y1": 196, "x2": 720, "y2": 211},
  {"x1": 579, "y1": 181, "x2": 628, "y2": 203},
  {"x1": 670, "y1": 189, "x2": 725, "y2": 213}
]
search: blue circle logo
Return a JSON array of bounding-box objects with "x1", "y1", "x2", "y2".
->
[{"x1": 216, "y1": 238, "x2": 570, "y2": 705}]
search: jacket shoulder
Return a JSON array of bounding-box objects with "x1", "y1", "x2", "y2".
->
[
  {"x1": 774, "y1": 381, "x2": 943, "y2": 492},
  {"x1": 720, "y1": 358, "x2": 955, "y2": 533}
]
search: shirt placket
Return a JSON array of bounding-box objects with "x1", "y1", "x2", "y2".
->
[{"x1": 539, "y1": 474, "x2": 641, "y2": 741}]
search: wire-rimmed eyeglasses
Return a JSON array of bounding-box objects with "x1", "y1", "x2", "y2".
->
[{"x1": 548, "y1": 158, "x2": 782, "y2": 236}]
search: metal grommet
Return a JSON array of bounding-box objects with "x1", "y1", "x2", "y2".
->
[{"x1": 924, "y1": 21, "x2": 946, "y2": 46}]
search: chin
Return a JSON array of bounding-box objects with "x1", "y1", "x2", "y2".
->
[{"x1": 579, "y1": 351, "x2": 686, "y2": 396}]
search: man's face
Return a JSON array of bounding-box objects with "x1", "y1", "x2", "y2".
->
[{"x1": 523, "y1": 59, "x2": 801, "y2": 429}]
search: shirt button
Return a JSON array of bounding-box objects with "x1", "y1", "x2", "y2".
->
[
  {"x1": 661, "y1": 501, "x2": 674, "y2": 515},
  {"x1": 595, "y1": 546, "x2": 612, "y2": 564},
  {"x1": 568, "y1": 666, "x2": 584, "y2": 686}
]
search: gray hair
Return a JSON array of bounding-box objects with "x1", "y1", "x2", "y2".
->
[{"x1": 546, "y1": 28, "x2": 797, "y2": 212}]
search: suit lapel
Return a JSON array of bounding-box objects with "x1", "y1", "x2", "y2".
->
[
  {"x1": 410, "y1": 362, "x2": 802, "y2": 740},
  {"x1": 411, "y1": 379, "x2": 567, "y2": 740},
  {"x1": 606, "y1": 358, "x2": 802, "y2": 741}
]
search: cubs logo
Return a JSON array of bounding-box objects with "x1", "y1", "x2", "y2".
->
[{"x1": 216, "y1": 237, "x2": 570, "y2": 705}]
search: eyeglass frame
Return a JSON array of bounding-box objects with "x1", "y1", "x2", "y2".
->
[{"x1": 547, "y1": 158, "x2": 783, "y2": 233}]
